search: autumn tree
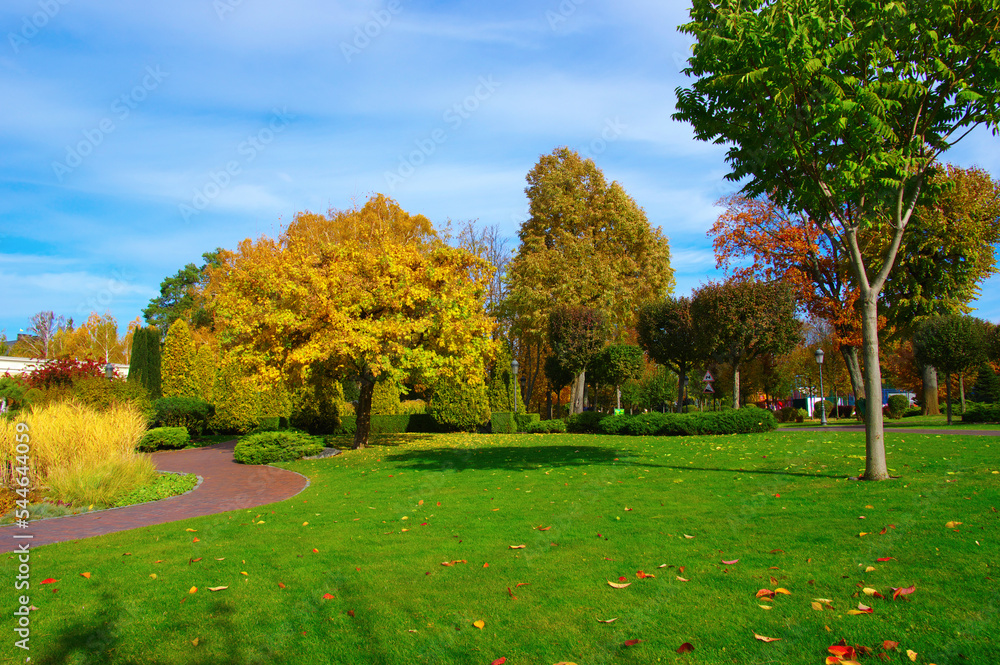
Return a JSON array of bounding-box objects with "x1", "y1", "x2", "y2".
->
[
  {"x1": 162, "y1": 319, "x2": 198, "y2": 399},
  {"x1": 208, "y1": 194, "x2": 496, "y2": 449},
  {"x1": 636, "y1": 296, "x2": 705, "y2": 410},
  {"x1": 914, "y1": 315, "x2": 991, "y2": 424},
  {"x1": 590, "y1": 344, "x2": 644, "y2": 410},
  {"x1": 547, "y1": 305, "x2": 607, "y2": 414},
  {"x1": 675, "y1": 0, "x2": 1000, "y2": 479},
  {"x1": 23, "y1": 311, "x2": 59, "y2": 359},
  {"x1": 690, "y1": 280, "x2": 801, "y2": 409}
]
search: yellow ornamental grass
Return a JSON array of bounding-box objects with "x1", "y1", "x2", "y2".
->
[{"x1": 0, "y1": 401, "x2": 154, "y2": 506}]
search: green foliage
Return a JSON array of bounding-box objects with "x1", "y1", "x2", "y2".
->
[
  {"x1": 526, "y1": 419, "x2": 567, "y2": 433},
  {"x1": 590, "y1": 344, "x2": 644, "y2": 388},
  {"x1": 490, "y1": 412, "x2": 516, "y2": 434},
  {"x1": 548, "y1": 305, "x2": 607, "y2": 375},
  {"x1": 962, "y1": 403, "x2": 1000, "y2": 424},
  {"x1": 152, "y1": 397, "x2": 214, "y2": 435},
  {"x1": 209, "y1": 358, "x2": 260, "y2": 434},
  {"x1": 290, "y1": 361, "x2": 343, "y2": 435},
  {"x1": 161, "y1": 319, "x2": 197, "y2": 399},
  {"x1": 429, "y1": 377, "x2": 490, "y2": 432},
  {"x1": 515, "y1": 413, "x2": 540, "y2": 432},
  {"x1": 111, "y1": 472, "x2": 198, "y2": 508},
  {"x1": 336, "y1": 414, "x2": 438, "y2": 435},
  {"x1": 143, "y1": 251, "x2": 221, "y2": 332},
  {"x1": 569, "y1": 406, "x2": 776, "y2": 437},
  {"x1": 914, "y1": 315, "x2": 991, "y2": 378},
  {"x1": 488, "y1": 344, "x2": 526, "y2": 413},
  {"x1": 137, "y1": 427, "x2": 190, "y2": 453},
  {"x1": 72, "y1": 377, "x2": 153, "y2": 420},
  {"x1": 0, "y1": 376, "x2": 29, "y2": 412},
  {"x1": 776, "y1": 406, "x2": 798, "y2": 423},
  {"x1": 637, "y1": 297, "x2": 703, "y2": 405},
  {"x1": 812, "y1": 400, "x2": 835, "y2": 419},
  {"x1": 970, "y1": 364, "x2": 1000, "y2": 404},
  {"x1": 233, "y1": 431, "x2": 324, "y2": 465},
  {"x1": 371, "y1": 377, "x2": 403, "y2": 415},
  {"x1": 886, "y1": 395, "x2": 910, "y2": 420}
]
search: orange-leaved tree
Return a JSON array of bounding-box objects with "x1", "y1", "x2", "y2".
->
[{"x1": 208, "y1": 194, "x2": 496, "y2": 449}]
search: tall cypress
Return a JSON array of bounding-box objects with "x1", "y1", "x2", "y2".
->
[
  {"x1": 127, "y1": 328, "x2": 148, "y2": 388},
  {"x1": 147, "y1": 327, "x2": 162, "y2": 399}
]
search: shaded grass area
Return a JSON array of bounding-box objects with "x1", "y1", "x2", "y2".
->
[{"x1": 5, "y1": 431, "x2": 999, "y2": 664}]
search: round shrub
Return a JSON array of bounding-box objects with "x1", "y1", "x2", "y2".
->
[
  {"x1": 813, "y1": 400, "x2": 835, "y2": 418},
  {"x1": 233, "y1": 431, "x2": 324, "y2": 465},
  {"x1": 429, "y1": 378, "x2": 490, "y2": 432},
  {"x1": 795, "y1": 408, "x2": 807, "y2": 423},
  {"x1": 137, "y1": 427, "x2": 190, "y2": 452},
  {"x1": 886, "y1": 395, "x2": 910, "y2": 420},
  {"x1": 776, "y1": 406, "x2": 798, "y2": 423}
]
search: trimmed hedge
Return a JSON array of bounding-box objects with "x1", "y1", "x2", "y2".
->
[
  {"x1": 429, "y1": 378, "x2": 490, "y2": 432},
  {"x1": 516, "y1": 413, "x2": 540, "y2": 432},
  {"x1": 962, "y1": 403, "x2": 1000, "y2": 424},
  {"x1": 152, "y1": 396, "x2": 215, "y2": 435},
  {"x1": 527, "y1": 419, "x2": 567, "y2": 433},
  {"x1": 233, "y1": 431, "x2": 324, "y2": 465},
  {"x1": 137, "y1": 427, "x2": 190, "y2": 452},
  {"x1": 568, "y1": 406, "x2": 777, "y2": 437},
  {"x1": 886, "y1": 395, "x2": 909, "y2": 420},
  {"x1": 338, "y1": 414, "x2": 439, "y2": 435},
  {"x1": 491, "y1": 412, "x2": 515, "y2": 434}
]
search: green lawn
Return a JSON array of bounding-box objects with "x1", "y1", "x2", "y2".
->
[
  {"x1": 5, "y1": 430, "x2": 999, "y2": 664},
  {"x1": 780, "y1": 414, "x2": 1000, "y2": 430}
]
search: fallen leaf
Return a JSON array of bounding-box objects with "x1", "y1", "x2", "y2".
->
[
  {"x1": 538, "y1": 526, "x2": 552, "y2": 531},
  {"x1": 876, "y1": 557, "x2": 895, "y2": 562},
  {"x1": 623, "y1": 639, "x2": 642, "y2": 646},
  {"x1": 515, "y1": 582, "x2": 529, "y2": 588},
  {"x1": 859, "y1": 532, "x2": 870, "y2": 537},
  {"x1": 302, "y1": 522, "x2": 308, "y2": 526},
  {"x1": 759, "y1": 605, "x2": 772, "y2": 610},
  {"x1": 811, "y1": 601, "x2": 823, "y2": 611},
  {"x1": 192, "y1": 537, "x2": 200, "y2": 543},
  {"x1": 508, "y1": 545, "x2": 526, "y2": 549},
  {"x1": 186, "y1": 528, "x2": 197, "y2": 532},
  {"x1": 483, "y1": 563, "x2": 489, "y2": 568},
  {"x1": 189, "y1": 558, "x2": 202, "y2": 564},
  {"x1": 769, "y1": 576, "x2": 778, "y2": 585},
  {"x1": 722, "y1": 559, "x2": 739, "y2": 565},
  {"x1": 418, "y1": 500, "x2": 424, "y2": 505},
  {"x1": 149, "y1": 574, "x2": 157, "y2": 579},
  {"x1": 848, "y1": 602, "x2": 873, "y2": 615},
  {"x1": 829, "y1": 645, "x2": 857, "y2": 660},
  {"x1": 313, "y1": 549, "x2": 318, "y2": 553},
  {"x1": 770, "y1": 549, "x2": 785, "y2": 554},
  {"x1": 240, "y1": 572, "x2": 248, "y2": 577},
  {"x1": 863, "y1": 587, "x2": 885, "y2": 599},
  {"x1": 677, "y1": 642, "x2": 695, "y2": 653},
  {"x1": 278, "y1": 582, "x2": 286, "y2": 589},
  {"x1": 214, "y1": 558, "x2": 225, "y2": 561},
  {"x1": 347, "y1": 610, "x2": 355, "y2": 617},
  {"x1": 883, "y1": 640, "x2": 899, "y2": 650},
  {"x1": 907, "y1": 650, "x2": 918, "y2": 662},
  {"x1": 208, "y1": 586, "x2": 228, "y2": 592},
  {"x1": 323, "y1": 593, "x2": 334, "y2": 599},
  {"x1": 866, "y1": 566, "x2": 877, "y2": 572},
  {"x1": 774, "y1": 587, "x2": 791, "y2": 595},
  {"x1": 945, "y1": 521, "x2": 962, "y2": 529},
  {"x1": 755, "y1": 589, "x2": 775, "y2": 599},
  {"x1": 658, "y1": 564, "x2": 668, "y2": 568},
  {"x1": 607, "y1": 580, "x2": 631, "y2": 589},
  {"x1": 41, "y1": 579, "x2": 57, "y2": 584},
  {"x1": 189, "y1": 586, "x2": 198, "y2": 594},
  {"x1": 892, "y1": 584, "x2": 916, "y2": 600},
  {"x1": 490, "y1": 659, "x2": 505, "y2": 665},
  {"x1": 80, "y1": 572, "x2": 91, "y2": 579},
  {"x1": 473, "y1": 620, "x2": 485, "y2": 629},
  {"x1": 597, "y1": 618, "x2": 618, "y2": 623},
  {"x1": 191, "y1": 638, "x2": 199, "y2": 647},
  {"x1": 676, "y1": 576, "x2": 689, "y2": 582},
  {"x1": 684, "y1": 534, "x2": 695, "y2": 539},
  {"x1": 754, "y1": 633, "x2": 781, "y2": 643}
]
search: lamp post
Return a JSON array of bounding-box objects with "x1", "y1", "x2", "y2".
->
[
  {"x1": 104, "y1": 362, "x2": 114, "y2": 382},
  {"x1": 510, "y1": 359, "x2": 519, "y2": 416},
  {"x1": 815, "y1": 348, "x2": 827, "y2": 426}
]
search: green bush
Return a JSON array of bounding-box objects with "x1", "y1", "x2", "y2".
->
[
  {"x1": 429, "y1": 378, "x2": 490, "y2": 432},
  {"x1": 526, "y1": 419, "x2": 567, "y2": 433},
  {"x1": 566, "y1": 411, "x2": 606, "y2": 433},
  {"x1": 886, "y1": 395, "x2": 910, "y2": 420},
  {"x1": 795, "y1": 408, "x2": 807, "y2": 423},
  {"x1": 490, "y1": 412, "x2": 515, "y2": 434},
  {"x1": 836, "y1": 404, "x2": 854, "y2": 418},
  {"x1": 962, "y1": 403, "x2": 1000, "y2": 424},
  {"x1": 813, "y1": 400, "x2": 835, "y2": 419},
  {"x1": 137, "y1": 427, "x2": 190, "y2": 452},
  {"x1": 73, "y1": 377, "x2": 154, "y2": 420},
  {"x1": 371, "y1": 377, "x2": 403, "y2": 415},
  {"x1": 233, "y1": 431, "x2": 324, "y2": 465},
  {"x1": 337, "y1": 414, "x2": 439, "y2": 435},
  {"x1": 290, "y1": 368, "x2": 343, "y2": 435},
  {"x1": 903, "y1": 406, "x2": 923, "y2": 418},
  {"x1": 515, "y1": 413, "x2": 541, "y2": 432},
  {"x1": 153, "y1": 396, "x2": 215, "y2": 435},
  {"x1": 776, "y1": 406, "x2": 798, "y2": 423},
  {"x1": 574, "y1": 405, "x2": 778, "y2": 437}
]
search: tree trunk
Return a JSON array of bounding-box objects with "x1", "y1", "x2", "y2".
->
[
  {"x1": 945, "y1": 371, "x2": 953, "y2": 425},
  {"x1": 616, "y1": 385, "x2": 621, "y2": 410},
  {"x1": 860, "y1": 296, "x2": 888, "y2": 481},
  {"x1": 547, "y1": 391, "x2": 552, "y2": 420},
  {"x1": 921, "y1": 365, "x2": 940, "y2": 415},
  {"x1": 732, "y1": 364, "x2": 740, "y2": 409},
  {"x1": 959, "y1": 372, "x2": 966, "y2": 414},
  {"x1": 677, "y1": 371, "x2": 687, "y2": 412},
  {"x1": 571, "y1": 371, "x2": 586, "y2": 414},
  {"x1": 353, "y1": 376, "x2": 375, "y2": 450},
  {"x1": 840, "y1": 345, "x2": 865, "y2": 400}
]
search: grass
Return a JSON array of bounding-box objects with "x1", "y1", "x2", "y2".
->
[
  {"x1": 5, "y1": 430, "x2": 999, "y2": 664},
  {"x1": 780, "y1": 414, "x2": 1000, "y2": 430}
]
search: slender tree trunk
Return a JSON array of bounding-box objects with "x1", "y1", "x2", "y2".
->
[
  {"x1": 959, "y1": 372, "x2": 966, "y2": 414},
  {"x1": 677, "y1": 371, "x2": 687, "y2": 412},
  {"x1": 841, "y1": 345, "x2": 866, "y2": 400},
  {"x1": 921, "y1": 365, "x2": 940, "y2": 415},
  {"x1": 547, "y1": 392, "x2": 552, "y2": 420},
  {"x1": 732, "y1": 364, "x2": 740, "y2": 409},
  {"x1": 860, "y1": 296, "x2": 888, "y2": 480},
  {"x1": 571, "y1": 371, "x2": 586, "y2": 414},
  {"x1": 945, "y1": 371, "x2": 953, "y2": 425},
  {"x1": 616, "y1": 385, "x2": 621, "y2": 410},
  {"x1": 354, "y1": 376, "x2": 375, "y2": 450}
]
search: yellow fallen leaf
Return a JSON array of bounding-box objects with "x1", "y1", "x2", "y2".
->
[
  {"x1": 754, "y1": 633, "x2": 781, "y2": 642},
  {"x1": 208, "y1": 586, "x2": 228, "y2": 592},
  {"x1": 676, "y1": 576, "x2": 689, "y2": 582},
  {"x1": 858, "y1": 532, "x2": 869, "y2": 537},
  {"x1": 240, "y1": 572, "x2": 248, "y2": 576},
  {"x1": 865, "y1": 505, "x2": 874, "y2": 509},
  {"x1": 813, "y1": 598, "x2": 834, "y2": 604},
  {"x1": 811, "y1": 602, "x2": 823, "y2": 611},
  {"x1": 863, "y1": 587, "x2": 880, "y2": 596},
  {"x1": 683, "y1": 534, "x2": 695, "y2": 539},
  {"x1": 191, "y1": 638, "x2": 199, "y2": 647},
  {"x1": 302, "y1": 522, "x2": 309, "y2": 526},
  {"x1": 186, "y1": 528, "x2": 197, "y2": 532},
  {"x1": 596, "y1": 618, "x2": 618, "y2": 623},
  {"x1": 759, "y1": 605, "x2": 772, "y2": 610},
  {"x1": 607, "y1": 580, "x2": 631, "y2": 589},
  {"x1": 865, "y1": 566, "x2": 876, "y2": 572},
  {"x1": 149, "y1": 574, "x2": 157, "y2": 579},
  {"x1": 774, "y1": 588, "x2": 791, "y2": 595},
  {"x1": 945, "y1": 521, "x2": 962, "y2": 529},
  {"x1": 215, "y1": 558, "x2": 225, "y2": 561},
  {"x1": 473, "y1": 620, "x2": 485, "y2": 629},
  {"x1": 509, "y1": 545, "x2": 526, "y2": 549},
  {"x1": 907, "y1": 650, "x2": 918, "y2": 662},
  {"x1": 80, "y1": 572, "x2": 91, "y2": 579},
  {"x1": 189, "y1": 586, "x2": 198, "y2": 594}
]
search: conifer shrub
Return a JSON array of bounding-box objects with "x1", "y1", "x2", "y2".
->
[
  {"x1": 233, "y1": 431, "x2": 324, "y2": 465},
  {"x1": 429, "y1": 378, "x2": 490, "y2": 432},
  {"x1": 137, "y1": 427, "x2": 190, "y2": 452}
]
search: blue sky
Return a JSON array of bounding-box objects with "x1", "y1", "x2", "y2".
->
[{"x1": 2, "y1": 0, "x2": 999, "y2": 342}]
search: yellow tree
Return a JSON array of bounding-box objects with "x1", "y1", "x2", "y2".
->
[{"x1": 208, "y1": 194, "x2": 496, "y2": 448}]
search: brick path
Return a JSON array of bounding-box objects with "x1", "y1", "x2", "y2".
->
[{"x1": 1, "y1": 440, "x2": 309, "y2": 553}]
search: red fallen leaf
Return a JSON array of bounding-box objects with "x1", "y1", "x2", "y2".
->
[
  {"x1": 892, "y1": 585, "x2": 916, "y2": 600},
  {"x1": 538, "y1": 526, "x2": 552, "y2": 531},
  {"x1": 41, "y1": 579, "x2": 57, "y2": 584},
  {"x1": 322, "y1": 593, "x2": 334, "y2": 599},
  {"x1": 313, "y1": 549, "x2": 319, "y2": 553},
  {"x1": 677, "y1": 642, "x2": 695, "y2": 654},
  {"x1": 755, "y1": 589, "x2": 775, "y2": 599},
  {"x1": 597, "y1": 533, "x2": 602, "y2": 538},
  {"x1": 347, "y1": 610, "x2": 355, "y2": 617},
  {"x1": 623, "y1": 639, "x2": 642, "y2": 646},
  {"x1": 619, "y1": 576, "x2": 627, "y2": 582},
  {"x1": 876, "y1": 557, "x2": 895, "y2": 562},
  {"x1": 192, "y1": 537, "x2": 200, "y2": 543},
  {"x1": 437, "y1": 502, "x2": 441, "y2": 506},
  {"x1": 491, "y1": 659, "x2": 506, "y2": 665},
  {"x1": 775, "y1": 494, "x2": 780, "y2": 498},
  {"x1": 507, "y1": 587, "x2": 516, "y2": 599},
  {"x1": 722, "y1": 559, "x2": 739, "y2": 565},
  {"x1": 483, "y1": 563, "x2": 489, "y2": 568},
  {"x1": 515, "y1": 582, "x2": 529, "y2": 587},
  {"x1": 829, "y1": 645, "x2": 857, "y2": 660},
  {"x1": 770, "y1": 549, "x2": 785, "y2": 554},
  {"x1": 278, "y1": 583, "x2": 286, "y2": 589},
  {"x1": 421, "y1": 523, "x2": 428, "y2": 526},
  {"x1": 879, "y1": 527, "x2": 887, "y2": 535},
  {"x1": 883, "y1": 640, "x2": 899, "y2": 650}
]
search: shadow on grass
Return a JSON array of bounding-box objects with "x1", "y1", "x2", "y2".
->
[
  {"x1": 662, "y1": 465, "x2": 844, "y2": 479},
  {"x1": 386, "y1": 445, "x2": 655, "y2": 472}
]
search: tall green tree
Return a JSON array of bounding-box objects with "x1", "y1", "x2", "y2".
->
[
  {"x1": 590, "y1": 344, "x2": 644, "y2": 410},
  {"x1": 162, "y1": 319, "x2": 198, "y2": 399},
  {"x1": 691, "y1": 280, "x2": 801, "y2": 409},
  {"x1": 674, "y1": 0, "x2": 1000, "y2": 479},
  {"x1": 637, "y1": 296, "x2": 705, "y2": 410},
  {"x1": 126, "y1": 326, "x2": 161, "y2": 399},
  {"x1": 547, "y1": 305, "x2": 607, "y2": 414},
  {"x1": 914, "y1": 315, "x2": 991, "y2": 424},
  {"x1": 144, "y1": 250, "x2": 223, "y2": 335}
]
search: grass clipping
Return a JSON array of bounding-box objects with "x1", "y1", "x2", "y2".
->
[{"x1": 1, "y1": 401, "x2": 155, "y2": 507}]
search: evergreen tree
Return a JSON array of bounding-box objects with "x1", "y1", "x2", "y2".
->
[{"x1": 162, "y1": 319, "x2": 197, "y2": 398}]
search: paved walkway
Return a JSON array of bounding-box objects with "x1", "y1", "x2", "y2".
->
[
  {"x1": 1, "y1": 440, "x2": 310, "y2": 553},
  {"x1": 783, "y1": 426, "x2": 1000, "y2": 436}
]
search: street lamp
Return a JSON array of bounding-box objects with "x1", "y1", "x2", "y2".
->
[
  {"x1": 815, "y1": 348, "x2": 827, "y2": 426},
  {"x1": 510, "y1": 359, "x2": 519, "y2": 416},
  {"x1": 104, "y1": 362, "x2": 114, "y2": 382}
]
